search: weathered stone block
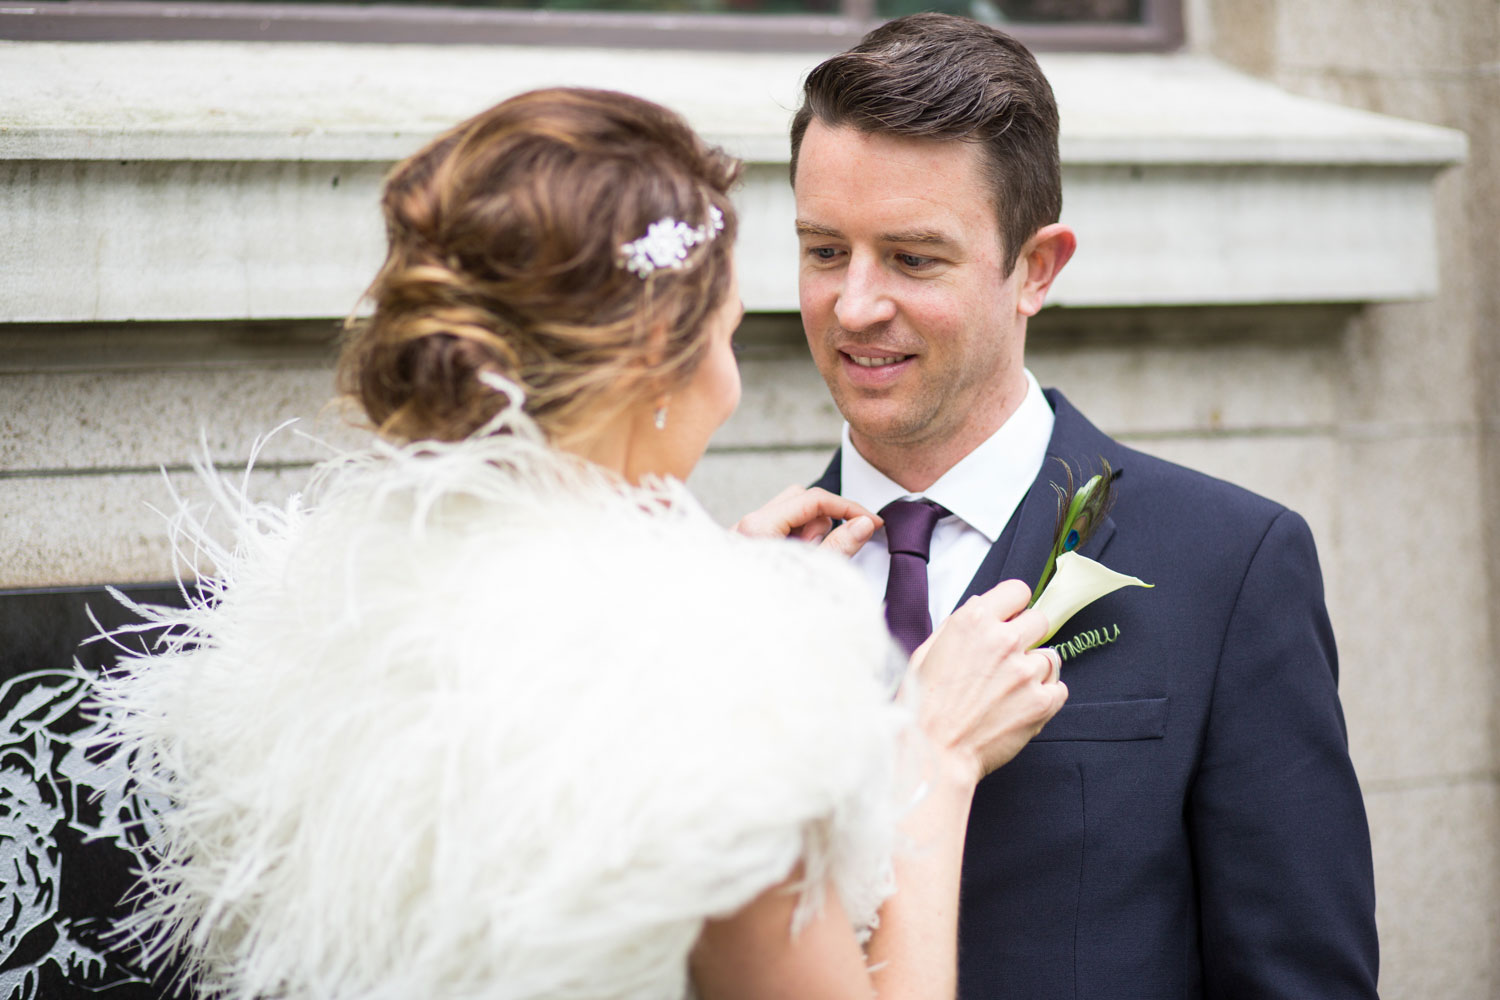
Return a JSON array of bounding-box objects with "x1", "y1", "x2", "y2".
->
[
  {"x1": 0, "y1": 366, "x2": 357, "y2": 472},
  {"x1": 0, "y1": 467, "x2": 307, "y2": 588},
  {"x1": 1332, "y1": 432, "x2": 1493, "y2": 785},
  {"x1": 1365, "y1": 780, "x2": 1500, "y2": 999}
]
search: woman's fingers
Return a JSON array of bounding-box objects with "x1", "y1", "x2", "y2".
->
[
  {"x1": 1037, "y1": 646, "x2": 1062, "y2": 684},
  {"x1": 960, "y1": 578, "x2": 1031, "y2": 620},
  {"x1": 778, "y1": 488, "x2": 878, "y2": 533},
  {"x1": 793, "y1": 516, "x2": 835, "y2": 543},
  {"x1": 908, "y1": 584, "x2": 1071, "y2": 782},
  {"x1": 819, "y1": 514, "x2": 876, "y2": 557},
  {"x1": 733, "y1": 486, "x2": 881, "y2": 543},
  {"x1": 1011, "y1": 608, "x2": 1050, "y2": 653},
  {"x1": 954, "y1": 580, "x2": 1050, "y2": 650}
]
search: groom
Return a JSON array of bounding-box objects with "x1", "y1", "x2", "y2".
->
[{"x1": 789, "y1": 14, "x2": 1378, "y2": 999}]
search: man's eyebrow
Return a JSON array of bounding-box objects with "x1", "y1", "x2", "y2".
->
[
  {"x1": 795, "y1": 220, "x2": 957, "y2": 249},
  {"x1": 795, "y1": 220, "x2": 842, "y2": 239},
  {"x1": 880, "y1": 230, "x2": 956, "y2": 248}
]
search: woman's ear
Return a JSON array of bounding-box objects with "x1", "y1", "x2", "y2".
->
[
  {"x1": 633, "y1": 323, "x2": 676, "y2": 406},
  {"x1": 1016, "y1": 224, "x2": 1077, "y2": 317},
  {"x1": 641, "y1": 320, "x2": 671, "y2": 370}
]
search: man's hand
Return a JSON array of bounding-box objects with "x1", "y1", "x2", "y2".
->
[{"x1": 733, "y1": 485, "x2": 883, "y2": 557}]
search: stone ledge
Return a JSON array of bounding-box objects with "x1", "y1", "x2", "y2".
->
[
  {"x1": 0, "y1": 41, "x2": 1468, "y2": 318},
  {"x1": 1, "y1": 44, "x2": 1466, "y2": 166}
]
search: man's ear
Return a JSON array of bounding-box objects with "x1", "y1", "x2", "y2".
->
[{"x1": 1016, "y1": 223, "x2": 1077, "y2": 317}]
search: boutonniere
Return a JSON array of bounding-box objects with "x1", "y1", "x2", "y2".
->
[{"x1": 1028, "y1": 460, "x2": 1152, "y2": 646}]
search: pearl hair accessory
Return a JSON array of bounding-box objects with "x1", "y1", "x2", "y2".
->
[{"x1": 619, "y1": 205, "x2": 725, "y2": 278}]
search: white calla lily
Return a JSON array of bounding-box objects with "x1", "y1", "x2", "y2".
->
[{"x1": 1030, "y1": 550, "x2": 1152, "y2": 645}]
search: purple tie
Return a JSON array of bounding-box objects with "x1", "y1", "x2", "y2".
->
[{"x1": 880, "y1": 498, "x2": 949, "y2": 655}]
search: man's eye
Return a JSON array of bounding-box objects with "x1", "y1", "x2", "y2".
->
[
  {"x1": 897, "y1": 253, "x2": 933, "y2": 269},
  {"x1": 808, "y1": 246, "x2": 841, "y2": 261}
]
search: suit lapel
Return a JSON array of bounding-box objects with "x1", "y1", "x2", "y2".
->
[
  {"x1": 811, "y1": 450, "x2": 842, "y2": 495},
  {"x1": 956, "y1": 389, "x2": 1122, "y2": 609}
]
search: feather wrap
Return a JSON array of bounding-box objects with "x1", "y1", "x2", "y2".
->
[{"x1": 88, "y1": 424, "x2": 909, "y2": 1000}]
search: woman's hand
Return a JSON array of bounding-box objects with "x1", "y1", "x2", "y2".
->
[
  {"x1": 694, "y1": 577, "x2": 1060, "y2": 1000},
  {"x1": 905, "y1": 579, "x2": 1067, "y2": 786},
  {"x1": 733, "y1": 486, "x2": 883, "y2": 558}
]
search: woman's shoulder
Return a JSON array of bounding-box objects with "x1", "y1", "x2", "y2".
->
[
  {"x1": 115, "y1": 429, "x2": 895, "y2": 718},
  {"x1": 91, "y1": 434, "x2": 907, "y2": 999}
]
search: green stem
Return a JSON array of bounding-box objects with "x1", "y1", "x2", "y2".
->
[{"x1": 1029, "y1": 473, "x2": 1101, "y2": 607}]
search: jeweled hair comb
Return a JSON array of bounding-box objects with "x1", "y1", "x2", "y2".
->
[{"x1": 618, "y1": 205, "x2": 725, "y2": 278}]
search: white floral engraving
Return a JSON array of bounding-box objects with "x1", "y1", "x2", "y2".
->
[{"x1": 0, "y1": 669, "x2": 158, "y2": 1000}]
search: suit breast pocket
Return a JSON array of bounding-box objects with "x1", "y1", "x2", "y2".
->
[{"x1": 1031, "y1": 697, "x2": 1168, "y2": 742}]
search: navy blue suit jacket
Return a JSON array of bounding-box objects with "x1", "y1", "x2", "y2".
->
[{"x1": 813, "y1": 389, "x2": 1379, "y2": 1000}]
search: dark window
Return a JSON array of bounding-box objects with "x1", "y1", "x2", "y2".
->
[
  {"x1": 0, "y1": 0, "x2": 1182, "y2": 50},
  {"x1": 879, "y1": 0, "x2": 1142, "y2": 21}
]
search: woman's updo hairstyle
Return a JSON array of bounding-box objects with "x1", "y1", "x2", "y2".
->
[{"x1": 340, "y1": 87, "x2": 743, "y2": 444}]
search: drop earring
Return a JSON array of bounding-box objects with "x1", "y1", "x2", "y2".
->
[{"x1": 653, "y1": 398, "x2": 669, "y2": 431}]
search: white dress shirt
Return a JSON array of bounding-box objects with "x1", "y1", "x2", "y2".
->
[{"x1": 840, "y1": 370, "x2": 1055, "y2": 628}]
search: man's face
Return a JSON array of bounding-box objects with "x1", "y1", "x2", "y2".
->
[{"x1": 794, "y1": 121, "x2": 1029, "y2": 473}]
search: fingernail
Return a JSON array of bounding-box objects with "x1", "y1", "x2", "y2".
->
[{"x1": 849, "y1": 515, "x2": 873, "y2": 540}]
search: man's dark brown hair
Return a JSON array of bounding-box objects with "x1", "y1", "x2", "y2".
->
[{"x1": 790, "y1": 12, "x2": 1061, "y2": 275}]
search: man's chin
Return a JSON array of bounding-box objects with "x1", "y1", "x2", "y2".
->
[{"x1": 842, "y1": 410, "x2": 934, "y2": 455}]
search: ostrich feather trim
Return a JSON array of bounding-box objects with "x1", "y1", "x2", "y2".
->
[{"x1": 88, "y1": 423, "x2": 909, "y2": 1000}]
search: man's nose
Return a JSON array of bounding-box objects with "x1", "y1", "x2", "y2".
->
[{"x1": 833, "y1": 256, "x2": 897, "y2": 332}]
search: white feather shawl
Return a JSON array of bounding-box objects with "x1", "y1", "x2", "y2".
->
[{"x1": 90, "y1": 420, "x2": 910, "y2": 1000}]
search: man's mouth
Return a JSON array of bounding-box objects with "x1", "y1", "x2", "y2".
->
[{"x1": 843, "y1": 351, "x2": 913, "y2": 368}]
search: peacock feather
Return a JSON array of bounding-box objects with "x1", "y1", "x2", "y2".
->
[{"x1": 1030, "y1": 458, "x2": 1121, "y2": 607}]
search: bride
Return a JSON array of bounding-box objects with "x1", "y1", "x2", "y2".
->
[{"x1": 92, "y1": 88, "x2": 1065, "y2": 1000}]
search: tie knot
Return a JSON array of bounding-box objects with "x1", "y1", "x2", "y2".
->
[{"x1": 880, "y1": 498, "x2": 949, "y2": 560}]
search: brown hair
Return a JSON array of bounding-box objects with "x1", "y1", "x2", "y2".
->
[
  {"x1": 340, "y1": 88, "x2": 742, "y2": 444},
  {"x1": 789, "y1": 13, "x2": 1060, "y2": 275}
]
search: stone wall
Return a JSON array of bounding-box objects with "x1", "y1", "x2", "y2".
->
[{"x1": 1194, "y1": 1, "x2": 1500, "y2": 994}]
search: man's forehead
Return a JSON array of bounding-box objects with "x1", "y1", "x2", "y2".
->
[
  {"x1": 797, "y1": 122, "x2": 993, "y2": 208},
  {"x1": 797, "y1": 120, "x2": 988, "y2": 181},
  {"x1": 794, "y1": 123, "x2": 999, "y2": 245}
]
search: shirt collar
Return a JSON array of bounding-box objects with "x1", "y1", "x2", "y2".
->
[{"x1": 839, "y1": 369, "x2": 1055, "y2": 543}]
